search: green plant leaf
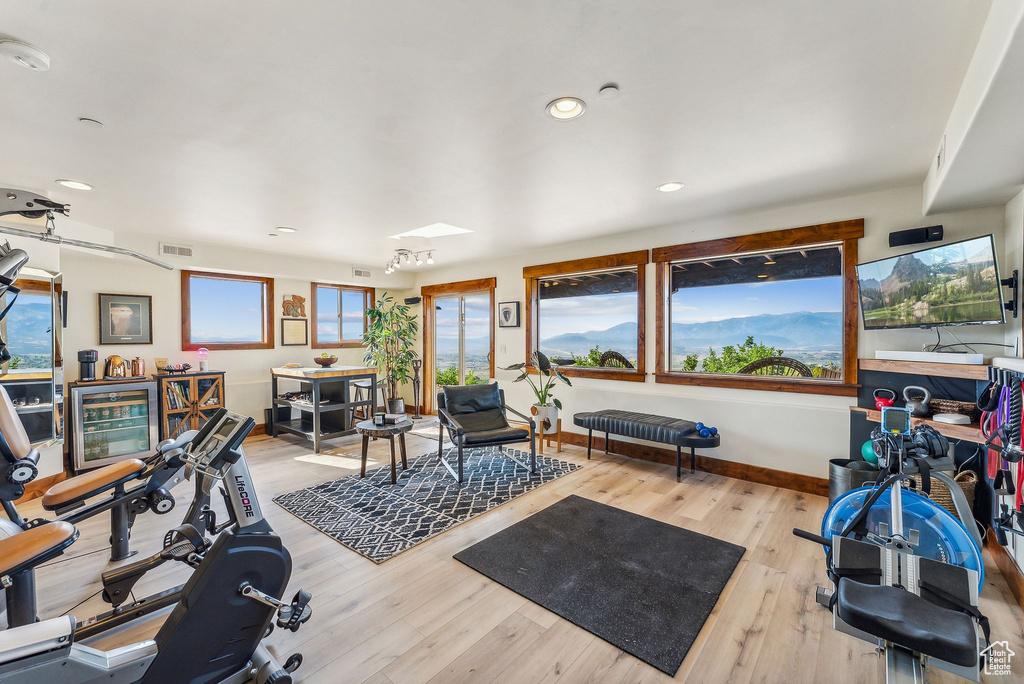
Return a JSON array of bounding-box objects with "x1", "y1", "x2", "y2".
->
[{"x1": 552, "y1": 398, "x2": 562, "y2": 410}]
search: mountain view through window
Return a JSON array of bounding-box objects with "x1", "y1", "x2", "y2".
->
[{"x1": 669, "y1": 245, "x2": 844, "y2": 378}]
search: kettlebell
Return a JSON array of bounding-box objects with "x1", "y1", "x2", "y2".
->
[
  {"x1": 903, "y1": 385, "x2": 931, "y2": 417},
  {"x1": 873, "y1": 388, "x2": 896, "y2": 411}
]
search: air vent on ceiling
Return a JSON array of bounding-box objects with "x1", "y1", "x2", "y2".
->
[
  {"x1": 159, "y1": 242, "x2": 194, "y2": 258},
  {"x1": 353, "y1": 268, "x2": 371, "y2": 278}
]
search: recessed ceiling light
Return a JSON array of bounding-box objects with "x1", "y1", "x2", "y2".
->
[
  {"x1": 763, "y1": 260, "x2": 776, "y2": 265},
  {"x1": 0, "y1": 40, "x2": 50, "y2": 71},
  {"x1": 55, "y1": 179, "x2": 93, "y2": 190},
  {"x1": 656, "y1": 182, "x2": 685, "y2": 193},
  {"x1": 276, "y1": 226, "x2": 297, "y2": 233},
  {"x1": 268, "y1": 233, "x2": 278, "y2": 237},
  {"x1": 390, "y1": 223, "x2": 472, "y2": 240},
  {"x1": 78, "y1": 117, "x2": 104, "y2": 128},
  {"x1": 757, "y1": 274, "x2": 768, "y2": 279},
  {"x1": 546, "y1": 97, "x2": 586, "y2": 120}
]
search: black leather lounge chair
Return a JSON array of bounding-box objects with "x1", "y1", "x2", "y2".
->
[{"x1": 436, "y1": 383, "x2": 536, "y2": 483}]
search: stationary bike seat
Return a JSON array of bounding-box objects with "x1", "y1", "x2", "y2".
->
[
  {"x1": 836, "y1": 578, "x2": 977, "y2": 667},
  {"x1": 0, "y1": 521, "x2": 77, "y2": 577},
  {"x1": 41, "y1": 459, "x2": 146, "y2": 510}
]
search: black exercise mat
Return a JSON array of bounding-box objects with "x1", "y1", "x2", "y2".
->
[{"x1": 453, "y1": 495, "x2": 745, "y2": 675}]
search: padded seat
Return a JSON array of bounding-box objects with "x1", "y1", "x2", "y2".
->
[
  {"x1": 41, "y1": 458, "x2": 146, "y2": 510},
  {"x1": 836, "y1": 578, "x2": 977, "y2": 667},
  {"x1": 0, "y1": 521, "x2": 77, "y2": 577},
  {"x1": 463, "y1": 426, "x2": 530, "y2": 445}
]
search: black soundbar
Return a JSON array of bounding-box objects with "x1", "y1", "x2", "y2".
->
[{"x1": 888, "y1": 224, "x2": 942, "y2": 248}]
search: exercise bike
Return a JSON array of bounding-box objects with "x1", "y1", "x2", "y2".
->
[
  {"x1": 0, "y1": 383, "x2": 196, "y2": 565},
  {"x1": 794, "y1": 406, "x2": 989, "y2": 683},
  {"x1": 0, "y1": 408, "x2": 312, "y2": 683}
]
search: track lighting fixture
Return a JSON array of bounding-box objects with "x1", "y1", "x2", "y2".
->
[{"x1": 385, "y1": 248, "x2": 436, "y2": 274}]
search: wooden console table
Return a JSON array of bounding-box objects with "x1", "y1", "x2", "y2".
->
[{"x1": 270, "y1": 366, "x2": 378, "y2": 453}]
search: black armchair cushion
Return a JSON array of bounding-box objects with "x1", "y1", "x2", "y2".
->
[
  {"x1": 456, "y1": 408, "x2": 509, "y2": 433},
  {"x1": 443, "y1": 383, "x2": 502, "y2": 415},
  {"x1": 463, "y1": 426, "x2": 530, "y2": 445}
]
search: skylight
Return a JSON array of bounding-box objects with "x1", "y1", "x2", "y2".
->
[{"x1": 389, "y1": 223, "x2": 473, "y2": 240}]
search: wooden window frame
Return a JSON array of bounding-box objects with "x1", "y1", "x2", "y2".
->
[
  {"x1": 652, "y1": 219, "x2": 863, "y2": 396},
  {"x1": 310, "y1": 283, "x2": 375, "y2": 349},
  {"x1": 181, "y1": 270, "x2": 274, "y2": 350},
  {"x1": 421, "y1": 277, "x2": 497, "y2": 414},
  {"x1": 524, "y1": 250, "x2": 648, "y2": 382}
]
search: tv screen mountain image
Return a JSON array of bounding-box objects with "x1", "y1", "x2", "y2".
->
[{"x1": 857, "y1": 235, "x2": 1004, "y2": 329}]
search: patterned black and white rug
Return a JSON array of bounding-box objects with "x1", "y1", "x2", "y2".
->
[{"x1": 273, "y1": 447, "x2": 580, "y2": 563}]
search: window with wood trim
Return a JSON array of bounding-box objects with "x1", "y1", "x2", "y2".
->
[
  {"x1": 524, "y1": 250, "x2": 648, "y2": 382},
  {"x1": 653, "y1": 219, "x2": 862, "y2": 396},
  {"x1": 311, "y1": 283, "x2": 374, "y2": 348},
  {"x1": 181, "y1": 270, "x2": 274, "y2": 350}
]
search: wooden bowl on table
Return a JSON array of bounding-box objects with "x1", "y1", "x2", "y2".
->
[{"x1": 314, "y1": 356, "x2": 338, "y2": 368}]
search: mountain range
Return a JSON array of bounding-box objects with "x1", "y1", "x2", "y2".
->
[{"x1": 536, "y1": 311, "x2": 842, "y2": 358}]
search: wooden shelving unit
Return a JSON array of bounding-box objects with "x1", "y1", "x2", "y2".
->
[
  {"x1": 858, "y1": 358, "x2": 989, "y2": 381},
  {"x1": 155, "y1": 371, "x2": 226, "y2": 439},
  {"x1": 849, "y1": 406, "x2": 983, "y2": 442}
]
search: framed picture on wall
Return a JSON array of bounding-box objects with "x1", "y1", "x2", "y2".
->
[
  {"x1": 498, "y1": 301, "x2": 520, "y2": 328},
  {"x1": 281, "y1": 318, "x2": 309, "y2": 346},
  {"x1": 98, "y1": 293, "x2": 153, "y2": 344}
]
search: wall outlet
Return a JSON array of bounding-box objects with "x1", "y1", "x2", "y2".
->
[{"x1": 500, "y1": 345, "x2": 507, "y2": 354}]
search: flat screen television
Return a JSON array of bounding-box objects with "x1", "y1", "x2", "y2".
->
[{"x1": 857, "y1": 234, "x2": 1005, "y2": 330}]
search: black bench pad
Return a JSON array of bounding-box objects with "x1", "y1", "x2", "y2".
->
[
  {"x1": 836, "y1": 578, "x2": 977, "y2": 667},
  {"x1": 573, "y1": 410, "x2": 720, "y2": 449}
]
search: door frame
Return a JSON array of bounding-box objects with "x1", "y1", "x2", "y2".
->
[{"x1": 421, "y1": 277, "x2": 496, "y2": 415}]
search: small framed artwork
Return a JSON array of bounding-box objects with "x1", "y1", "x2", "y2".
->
[
  {"x1": 98, "y1": 293, "x2": 153, "y2": 345},
  {"x1": 281, "y1": 318, "x2": 309, "y2": 346},
  {"x1": 498, "y1": 301, "x2": 520, "y2": 328}
]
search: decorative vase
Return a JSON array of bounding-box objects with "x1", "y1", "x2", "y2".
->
[
  {"x1": 387, "y1": 398, "x2": 406, "y2": 414},
  {"x1": 532, "y1": 404, "x2": 559, "y2": 435}
]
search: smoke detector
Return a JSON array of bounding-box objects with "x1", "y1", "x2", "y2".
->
[{"x1": 0, "y1": 41, "x2": 51, "y2": 71}]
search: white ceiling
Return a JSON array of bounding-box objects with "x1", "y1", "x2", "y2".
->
[{"x1": 0, "y1": 1, "x2": 991, "y2": 271}]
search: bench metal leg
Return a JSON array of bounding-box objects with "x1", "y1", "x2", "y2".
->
[
  {"x1": 691, "y1": 446, "x2": 696, "y2": 474},
  {"x1": 677, "y1": 445, "x2": 682, "y2": 482},
  {"x1": 587, "y1": 430, "x2": 592, "y2": 459},
  {"x1": 604, "y1": 431, "x2": 609, "y2": 454}
]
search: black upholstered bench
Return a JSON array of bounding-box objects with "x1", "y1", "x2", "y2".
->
[{"x1": 573, "y1": 410, "x2": 721, "y2": 480}]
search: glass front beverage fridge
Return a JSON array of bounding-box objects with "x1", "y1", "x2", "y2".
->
[{"x1": 71, "y1": 381, "x2": 158, "y2": 471}]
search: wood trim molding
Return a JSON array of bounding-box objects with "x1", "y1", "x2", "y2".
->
[
  {"x1": 655, "y1": 372, "x2": 859, "y2": 396},
  {"x1": 310, "y1": 282, "x2": 374, "y2": 349},
  {"x1": 523, "y1": 250, "x2": 649, "y2": 279},
  {"x1": 558, "y1": 430, "x2": 828, "y2": 496},
  {"x1": 652, "y1": 219, "x2": 862, "y2": 392},
  {"x1": 985, "y1": 530, "x2": 1024, "y2": 612},
  {"x1": 181, "y1": 270, "x2": 275, "y2": 350},
  {"x1": 421, "y1": 277, "x2": 497, "y2": 297},
  {"x1": 15, "y1": 470, "x2": 66, "y2": 503},
  {"x1": 524, "y1": 251, "x2": 647, "y2": 383},
  {"x1": 652, "y1": 218, "x2": 864, "y2": 262},
  {"x1": 420, "y1": 278, "x2": 497, "y2": 414}
]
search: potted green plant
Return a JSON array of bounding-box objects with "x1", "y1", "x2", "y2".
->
[
  {"x1": 363, "y1": 292, "x2": 419, "y2": 414},
  {"x1": 502, "y1": 351, "x2": 571, "y2": 435}
]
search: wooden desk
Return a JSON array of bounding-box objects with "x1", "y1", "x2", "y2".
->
[{"x1": 270, "y1": 366, "x2": 378, "y2": 453}]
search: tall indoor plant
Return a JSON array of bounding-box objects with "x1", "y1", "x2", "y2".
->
[
  {"x1": 502, "y1": 351, "x2": 571, "y2": 435},
  {"x1": 363, "y1": 293, "x2": 419, "y2": 414}
]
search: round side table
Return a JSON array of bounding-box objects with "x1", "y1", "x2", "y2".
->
[{"x1": 355, "y1": 418, "x2": 413, "y2": 484}]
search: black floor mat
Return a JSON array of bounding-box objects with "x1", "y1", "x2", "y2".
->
[{"x1": 453, "y1": 495, "x2": 745, "y2": 675}]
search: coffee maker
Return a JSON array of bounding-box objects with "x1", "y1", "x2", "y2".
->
[{"x1": 78, "y1": 349, "x2": 98, "y2": 382}]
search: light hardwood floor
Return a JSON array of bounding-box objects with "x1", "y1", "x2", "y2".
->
[{"x1": 21, "y1": 429, "x2": 1024, "y2": 683}]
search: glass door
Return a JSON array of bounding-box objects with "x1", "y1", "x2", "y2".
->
[
  {"x1": 79, "y1": 385, "x2": 156, "y2": 469},
  {"x1": 433, "y1": 293, "x2": 492, "y2": 391}
]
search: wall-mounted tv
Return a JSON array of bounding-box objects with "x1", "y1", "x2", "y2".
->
[{"x1": 857, "y1": 235, "x2": 1004, "y2": 330}]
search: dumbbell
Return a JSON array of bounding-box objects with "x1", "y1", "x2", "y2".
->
[{"x1": 695, "y1": 423, "x2": 718, "y2": 439}]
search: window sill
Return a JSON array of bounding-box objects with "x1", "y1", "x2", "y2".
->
[
  {"x1": 526, "y1": 366, "x2": 647, "y2": 383},
  {"x1": 183, "y1": 342, "x2": 272, "y2": 351},
  {"x1": 655, "y1": 372, "x2": 858, "y2": 396},
  {"x1": 312, "y1": 340, "x2": 365, "y2": 349}
]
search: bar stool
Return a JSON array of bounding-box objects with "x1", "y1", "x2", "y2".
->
[{"x1": 351, "y1": 378, "x2": 387, "y2": 420}]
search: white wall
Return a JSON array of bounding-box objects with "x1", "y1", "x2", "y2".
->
[{"x1": 410, "y1": 184, "x2": 1012, "y2": 478}]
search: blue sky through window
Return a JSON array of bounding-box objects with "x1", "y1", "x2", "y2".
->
[{"x1": 189, "y1": 276, "x2": 265, "y2": 343}]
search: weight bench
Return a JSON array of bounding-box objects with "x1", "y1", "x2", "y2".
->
[{"x1": 573, "y1": 410, "x2": 721, "y2": 481}]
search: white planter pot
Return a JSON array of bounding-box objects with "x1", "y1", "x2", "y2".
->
[{"x1": 532, "y1": 404, "x2": 559, "y2": 435}]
